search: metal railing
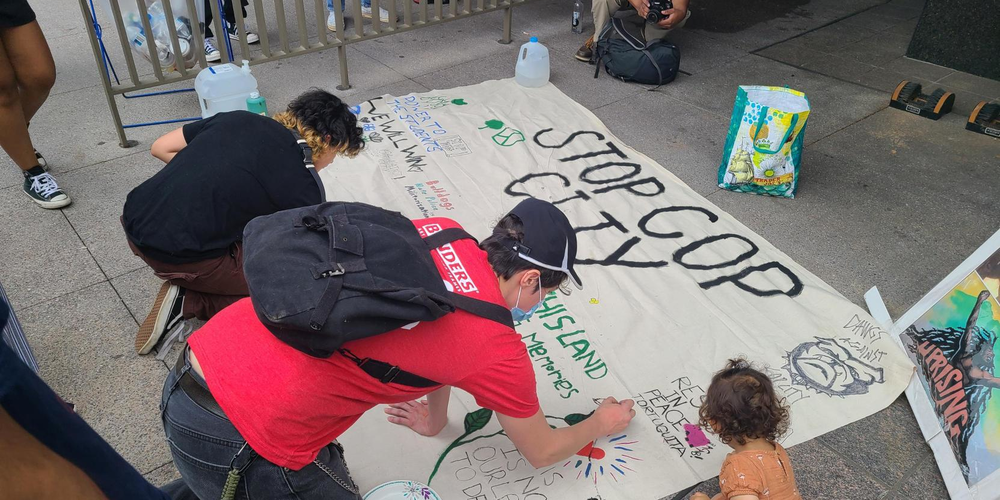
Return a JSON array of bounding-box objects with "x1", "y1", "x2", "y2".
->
[{"x1": 79, "y1": 0, "x2": 537, "y2": 147}]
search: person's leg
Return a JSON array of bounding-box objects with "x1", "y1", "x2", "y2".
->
[
  {"x1": 0, "y1": 24, "x2": 69, "y2": 209},
  {"x1": 593, "y1": 0, "x2": 623, "y2": 35},
  {"x1": 162, "y1": 353, "x2": 361, "y2": 500},
  {"x1": 577, "y1": 0, "x2": 625, "y2": 61},
  {"x1": 0, "y1": 26, "x2": 47, "y2": 172},
  {"x1": 275, "y1": 442, "x2": 363, "y2": 500},
  {"x1": 160, "y1": 354, "x2": 250, "y2": 500},
  {"x1": 171, "y1": 242, "x2": 248, "y2": 319},
  {"x1": 1, "y1": 22, "x2": 54, "y2": 129},
  {"x1": 204, "y1": 0, "x2": 215, "y2": 37}
]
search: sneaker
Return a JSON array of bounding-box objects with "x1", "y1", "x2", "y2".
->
[
  {"x1": 226, "y1": 22, "x2": 260, "y2": 44},
  {"x1": 136, "y1": 282, "x2": 185, "y2": 355},
  {"x1": 204, "y1": 38, "x2": 221, "y2": 62},
  {"x1": 575, "y1": 35, "x2": 593, "y2": 62},
  {"x1": 327, "y1": 11, "x2": 338, "y2": 31},
  {"x1": 361, "y1": 5, "x2": 395, "y2": 23},
  {"x1": 22, "y1": 166, "x2": 71, "y2": 209},
  {"x1": 34, "y1": 149, "x2": 47, "y2": 171}
]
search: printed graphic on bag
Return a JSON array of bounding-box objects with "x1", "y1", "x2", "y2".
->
[{"x1": 718, "y1": 86, "x2": 810, "y2": 199}]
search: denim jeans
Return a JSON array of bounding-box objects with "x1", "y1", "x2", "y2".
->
[
  {"x1": 327, "y1": 0, "x2": 372, "y2": 11},
  {"x1": 160, "y1": 351, "x2": 362, "y2": 500}
]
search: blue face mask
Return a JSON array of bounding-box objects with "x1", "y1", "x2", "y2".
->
[{"x1": 511, "y1": 282, "x2": 543, "y2": 322}]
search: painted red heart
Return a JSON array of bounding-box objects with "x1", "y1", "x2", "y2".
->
[{"x1": 575, "y1": 441, "x2": 606, "y2": 460}]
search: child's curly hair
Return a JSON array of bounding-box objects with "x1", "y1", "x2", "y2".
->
[
  {"x1": 697, "y1": 358, "x2": 789, "y2": 445},
  {"x1": 273, "y1": 88, "x2": 364, "y2": 160}
]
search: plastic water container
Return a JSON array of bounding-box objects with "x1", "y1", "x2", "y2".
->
[
  {"x1": 515, "y1": 37, "x2": 549, "y2": 88},
  {"x1": 194, "y1": 60, "x2": 259, "y2": 118}
]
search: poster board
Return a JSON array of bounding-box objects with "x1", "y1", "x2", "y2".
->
[
  {"x1": 321, "y1": 79, "x2": 915, "y2": 499},
  {"x1": 890, "y1": 230, "x2": 1000, "y2": 500}
]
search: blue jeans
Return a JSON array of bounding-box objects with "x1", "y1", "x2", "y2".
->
[
  {"x1": 160, "y1": 351, "x2": 362, "y2": 500},
  {"x1": 328, "y1": 0, "x2": 372, "y2": 10}
]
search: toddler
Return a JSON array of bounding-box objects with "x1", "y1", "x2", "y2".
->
[{"x1": 691, "y1": 358, "x2": 801, "y2": 500}]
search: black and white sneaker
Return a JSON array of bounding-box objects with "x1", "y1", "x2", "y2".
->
[
  {"x1": 136, "y1": 282, "x2": 185, "y2": 354},
  {"x1": 22, "y1": 166, "x2": 71, "y2": 209},
  {"x1": 205, "y1": 38, "x2": 222, "y2": 62},
  {"x1": 226, "y1": 22, "x2": 259, "y2": 44}
]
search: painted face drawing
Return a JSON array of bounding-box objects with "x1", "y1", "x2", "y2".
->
[{"x1": 783, "y1": 338, "x2": 885, "y2": 397}]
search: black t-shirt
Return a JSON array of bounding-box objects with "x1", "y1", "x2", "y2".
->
[{"x1": 123, "y1": 111, "x2": 325, "y2": 264}]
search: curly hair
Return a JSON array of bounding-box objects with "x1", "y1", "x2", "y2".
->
[
  {"x1": 480, "y1": 214, "x2": 567, "y2": 289},
  {"x1": 272, "y1": 88, "x2": 364, "y2": 160},
  {"x1": 697, "y1": 358, "x2": 789, "y2": 446}
]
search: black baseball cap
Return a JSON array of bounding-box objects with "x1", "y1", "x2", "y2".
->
[{"x1": 505, "y1": 198, "x2": 583, "y2": 290}]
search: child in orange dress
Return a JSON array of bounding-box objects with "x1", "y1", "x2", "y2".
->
[{"x1": 691, "y1": 358, "x2": 802, "y2": 500}]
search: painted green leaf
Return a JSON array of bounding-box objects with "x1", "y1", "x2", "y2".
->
[
  {"x1": 483, "y1": 119, "x2": 504, "y2": 130},
  {"x1": 451, "y1": 98, "x2": 468, "y2": 105},
  {"x1": 464, "y1": 408, "x2": 494, "y2": 434},
  {"x1": 564, "y1": 412, "x2": 592, "y2": 426}
]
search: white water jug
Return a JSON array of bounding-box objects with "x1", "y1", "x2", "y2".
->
[
  {"x1": 195, "y1": 60, "x2": 259, "y2": 118},
  {"x1": 515, "y1": 37, "x2": 549, "y2": 88}
]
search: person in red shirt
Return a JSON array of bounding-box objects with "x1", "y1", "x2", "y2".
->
[{"x1": 159, "y1": 198, "x2": 637, "y2": 499}]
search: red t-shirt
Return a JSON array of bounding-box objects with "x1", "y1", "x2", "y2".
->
[{"x1": 188, "y1": 217, "x2": 540, "y2": 469}]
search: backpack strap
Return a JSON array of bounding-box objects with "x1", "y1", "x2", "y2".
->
[
  {"x1": 338, "y1": 348, "x2": 441, "y2": 388},
  {"x1": 335, "y1": 224, "x2": 517, "y2": 388},
  {"x1": 289, "y1": 129, "x2": 315, "y2": 169},
  {"x1": 612, "y1": 17, "x2": 644, "y2": 49},
  {"x1": 640, "y1": 48, "x2": 666, "y2": 88},
  {"x1": 593, "y1": 19, "x2": 616, "y2": 79},
  {"x1": 422, "y1": 227, "x2": 516, "y2": 329}
]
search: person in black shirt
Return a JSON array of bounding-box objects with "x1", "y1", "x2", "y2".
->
[{"x1": 122, "y1": 89, "x2": 363, "y2": 355}]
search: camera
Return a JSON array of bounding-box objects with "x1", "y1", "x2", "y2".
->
[{"x1": 646, "y1": 0, "x2": 674, "y2": 23}]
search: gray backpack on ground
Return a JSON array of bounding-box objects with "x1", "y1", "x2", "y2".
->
[{"x1": 593, "y1": 17, "x2": 681, "y2": 87}]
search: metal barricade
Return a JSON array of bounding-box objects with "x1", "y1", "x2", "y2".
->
[{"x1": 79, "y1": 0, "x2": 537, "y2": 147}]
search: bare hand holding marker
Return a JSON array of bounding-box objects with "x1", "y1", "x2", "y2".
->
[
  {"x1": 385, "y1": 400, "x2": 447, "y2": 437},
  {"x1": 594, "y1": 396, "x2": 636, "y2": 435}
]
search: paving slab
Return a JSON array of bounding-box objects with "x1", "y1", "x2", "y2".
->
[
  {"x1": 0, "y1": 84, "x2": 160, "y2": 190},
  {"x1": 792, "y1": 21, "x2": 880, "y2": 53},
  {"x1": 658, "y1": 55, "x2": 888, "y2": 146},
  {"x1": 938, "y1": 71, "x2": 1000, "y2": 100},
  {"x1": 882, "y1": 56, "x2": 955, "y2": 83},
  {"x1": 143, "y1": 461, "x2": 182, "y2": 486},
  {"x1": 59, "y1": 151, "x2": 162, "y2": 280},
  {"x1": 0, "y1": 185, "x2": 105, "y2": 310},
  {"x1": 887, "y1": 455, "x2": 953, "y2": 500},
  {"x1": 818, "y1": 395, "x2": 933, "y2": 487},
  {"x1": 108, "y1": 266, "x2": 161, "y2": 325},
  {"x1": 17, "y1": 281, "x2": 172, "y2": 475},
  {"x1": 591, "y1": 90, "x2": 730, "y2": 197},
  {"x1": 706, "y1": 107, "x2": 1000, "y2": 317},
  {"x1": 785, "y1": 439, "x2": 889, "y2": 499},
  {"x1": 350, "y1": 9, "x2": 515, "y2": 79},
  {"x1": 836, "y1": 31, "x2": 913, "y2": 67}
]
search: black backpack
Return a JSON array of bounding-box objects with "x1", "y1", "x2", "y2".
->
[
  {"x1": 593, "y1": 17, "x2": 680, "y2": 86},
  {"x1": 242, "y1": 201, "x2": 513, "y2": 386}
]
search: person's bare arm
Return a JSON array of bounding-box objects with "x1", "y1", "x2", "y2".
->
[
  {"x1": 962, "y1": 290, "x2": 991, "y2": 356},
  {"x1": 150, "y1": 127, "x2": 187, "y2": 163},
  {"x1": 496, "y1": 397, "x2": 635, "y2": 468},
  {"x1": 968, "y1": 366, "x2": 1000, "y2": 389},
  {"x1": 385, "y1": 386, "x2": 451, "y2": 437}
]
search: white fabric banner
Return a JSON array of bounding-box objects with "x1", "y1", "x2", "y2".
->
[
  {"x1": 320, "y1": 79, "x2": 914, "y2": 499},
  {"x1": 889, "y1": 230, "x2": 1000, "y2": 500}
]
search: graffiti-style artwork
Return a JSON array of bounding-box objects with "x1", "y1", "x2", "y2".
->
[
  {"x1": 899, "y1": 247, "x2": 1000, "y2": 488},
  {"x1": 782, "y1": 337, "x2": 886, "y2": 397}
]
